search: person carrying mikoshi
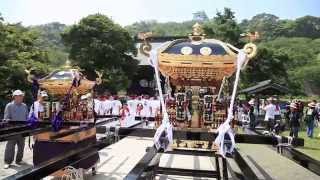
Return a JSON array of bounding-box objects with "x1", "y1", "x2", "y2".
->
[
  {"x1": 141, "y1": 95, "x2": 152, "y2": 123},
  {"x1": 119, "y1": 102, "x2": 130, "y2": 126},
  {"x1": 29, "y1": 91, "x2": 48, "y2": 120},
  {"x1": 101, "y1": 94, "x2": 113, "y2": 115},
  {"x1": 127, "y1": 95, "x2": 138, "y2": 121},
  {"x1": 135, "y1": 96, "x2": 144, "y2": 119},
  {"x1": 3, "y1": 90, "x2": 29, "y2": 169},
  {"x1": 111, "y1": 95, "x2": 122, "y2": 116},
  {"x1": 150, "y1": 96, "x2": 160, "y2": 122}
]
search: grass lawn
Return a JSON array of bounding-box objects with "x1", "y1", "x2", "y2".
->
[{"x1": 282, "y1": 127, "x2": 320, "y2": 161}]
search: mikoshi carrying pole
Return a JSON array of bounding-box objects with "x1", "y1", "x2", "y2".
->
[
  {"x1": 149, "y1": 42, "x2": 173, "y2": 151},
  {"x1": 214, "y1": 49, "x2": 249, "y2": 157}
]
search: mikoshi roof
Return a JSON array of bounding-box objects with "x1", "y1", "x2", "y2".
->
[
  {"x1": 38, "y1": 62, "x2": 96, "y2": 95},
  {"x1": 162, "y1": 40, "x2": 229, "y2": 56},
  {"x1": 156, "y1": 23, "x2": 238, "y2": 86}
]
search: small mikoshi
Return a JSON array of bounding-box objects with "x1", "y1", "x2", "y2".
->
[
  {"x1": 139, "y1": 23, "x2": 257, "y2": 149},
  {"x1": 26, "y1": 61, "x2": 102, "y2": 177}
]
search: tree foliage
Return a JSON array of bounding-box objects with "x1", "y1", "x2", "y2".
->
[
  {"x1": 0, "y1": 16, "x2": 50, "y2": 107},
  {"x1": 240, "y1": 13, "x2": 280, "y2": 40},
  {"x1": 240, "y1": 46, "x2": 289, "y2": 87},
  {"x1": 0, "y1": 9, "x2": 319, "y2": 98},
  {"x1": 240, "y1": 14, "x2": 320, "y2": 40},
  {"x1": 62, "y1": 14, "x2": 138, "y2": 92},
  {"x1": 203, "y1": 8, "x2": 241, "y2": 44},
  {"x1": 30, "y1": 22, "x2": 69, "y2": 67},
  {"x1": 125, "y1": 20, "x2": 196, "y2": 37}
]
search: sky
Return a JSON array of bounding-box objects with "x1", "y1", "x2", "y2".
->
[{"x1": 0, "y1": 0, "x2": 319, "y2": 26}]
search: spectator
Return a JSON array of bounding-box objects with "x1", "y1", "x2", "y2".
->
[
  {"x1": 284, "y1": 102, "x2": 291, "y2": 129},
  {"x1": 289, "y1": 103, "x2": 300, "y2": 138},
  {"x1": 297, "y1": 100, "x2": 304, "y2": 120},
  {"x1": 3, "y1": 90, "x2": 29, "y2": 169},
  {"x1": 111, "y1": 95, "x2": 122, "y2": 116},
  {"x1": 263, "y1": 97, "x2": 277, "y2": 132},
  {"x1": 305, "y1": 101, "x2": 318, "y2": 138},
  {"x1": 29, "y1": 91, "x2": 48, "y2": 119},
  {"x1": 274, "y1": 100, "x2": 281, "y2": 121},
  {"x1": 317, "y1": 103, "x2": 320, "y2": 138},
  {"x1": 248, "y1": 99, "x2": 255, "y2": 129}
]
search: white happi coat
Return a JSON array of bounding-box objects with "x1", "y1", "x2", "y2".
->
[
  {"x1": 127, "y1": 99, "x2": 137, "y2": 117},
  {"x1": 150, "y1": 99, "x2": 161, "y2": 118},
  {"x1": 29, "y1": 101, "x2": 44, "y2": 118},
  {"x1": 94, "y1": 99, "x2": 112, "y2": 115},
  {"x1": 112, "y1": 100, "x2": 122, "y2": 115},
  {"x1": 140, "y1": 99, "x2": 151, "y2": 117}
]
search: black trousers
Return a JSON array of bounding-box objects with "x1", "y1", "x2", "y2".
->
[
  {"x1": 4, "y1": 137, "x2": 25, "y2": 164},
  {"x1": 267, "y1": 118, "x2": 275, "y2": 132}
]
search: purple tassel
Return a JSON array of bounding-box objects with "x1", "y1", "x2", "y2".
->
[
  {"x1": 27, "y1": 112, "x2": 38, "y2": 128},
  {"x1": 51, "y1": 76, "x2": 82, "y2": 131},
  {"x1": 52, "y1": 111, "x2": 63, "y2": 132}
]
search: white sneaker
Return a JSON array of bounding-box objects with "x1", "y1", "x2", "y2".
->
[{"x1": 4, "y1": 164, "x2": 10, "y2": 169}]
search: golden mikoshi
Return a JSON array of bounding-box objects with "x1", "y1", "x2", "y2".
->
[{"x1": 139, "y1": 23, "x2": 257, "y2": 88}]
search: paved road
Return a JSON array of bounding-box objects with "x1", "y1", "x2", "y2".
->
[
  {"x1": 236, "y1": 143, "x2": 320, "y2": 180},
  {"x1": 0, "y1": 138, "x2": 34, "y2": 179},
  {"x1": 0, "y1": 119, "x2": 145, "y2": 179},
  {"x1": 3, "y1": 122, "x2": 318, "y2": 180}
]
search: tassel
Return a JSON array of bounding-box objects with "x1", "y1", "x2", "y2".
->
[
  {"x1": 27, "y1": 112, "x2": 39, "y2": 128},
  {"x1": 52, "y1": 111, "x2": 63, "y2": 132}
]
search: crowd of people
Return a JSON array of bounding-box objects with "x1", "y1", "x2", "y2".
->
[
  {"x1": 2, "y1": 89, "x2": 161, "y2": 169},
  {"x1": 93, "y1": 93, "x2": 161, "y2": 124},
  {"x1": 237, "y1": 97, "x2": 320, "y2": 139},
  {"x1": 3, "y1": 88, "x2": 320, "y2": 169}
]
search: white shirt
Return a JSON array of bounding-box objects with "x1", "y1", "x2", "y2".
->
[
  {"x1": 29, "y1": 101, "x2": 44, "y2": 118},
  {"x1": 274, "y1": 105, "x2": 281, "y2": 115},
  {"x1": 100, "y1": 100, "x2": 112, "y2": 115},
  {"x1": 94, "y1": 99, "x2": 112, "y2": 115},
  {"x1": 141, "y1": 99, "x2": 151, "y2": 117},
  {"x1": 127, "y1": 99, "x2": 137, "y2": 116},
  {"x1": 264, "y1": 104, "x2": 277, "y2": 121},
  {"x1": 112, "y1": 100, "x2": 122, "y2": 115},
  {"x1": 94, "y1": 99, "x2": 102, "y2": 115},
  {"x1": 150, "y1": 100, "x2": 160, "y2": 118}
]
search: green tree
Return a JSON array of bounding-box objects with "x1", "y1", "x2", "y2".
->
[
  {"x1": 260, "y1": 37, "x2": 319, "y2": 67},
  {"x1": 203, "y1": 8, "x2": 241, "y2": 44},
  {"x1": 245, "y1": 13, "x2": 280, "y2": 40},
  {"x1": 241, "y1": 46, "x2": 289, "y2": 88},
  {"x1": 125, "y1": 20, "x2": 196, "y2": 37},
  {"x1": 292, "y1": 16, "x2": 320, "y2": 38},
  {"x1": 241, "y1": 14, "x2": 320, "y2": 40},
  {"x1": 62, "y1": 14, "x2": 138, "y2": 92},
  {"x1": 30, "y1": 22, "x2": 69, "y2": 67},
  {"x1": 246, "y1": 37, "x2": 320, "y2": 95},
  {"x1": 0, "y1": 18, "x2": 50, "y2": 107}
]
